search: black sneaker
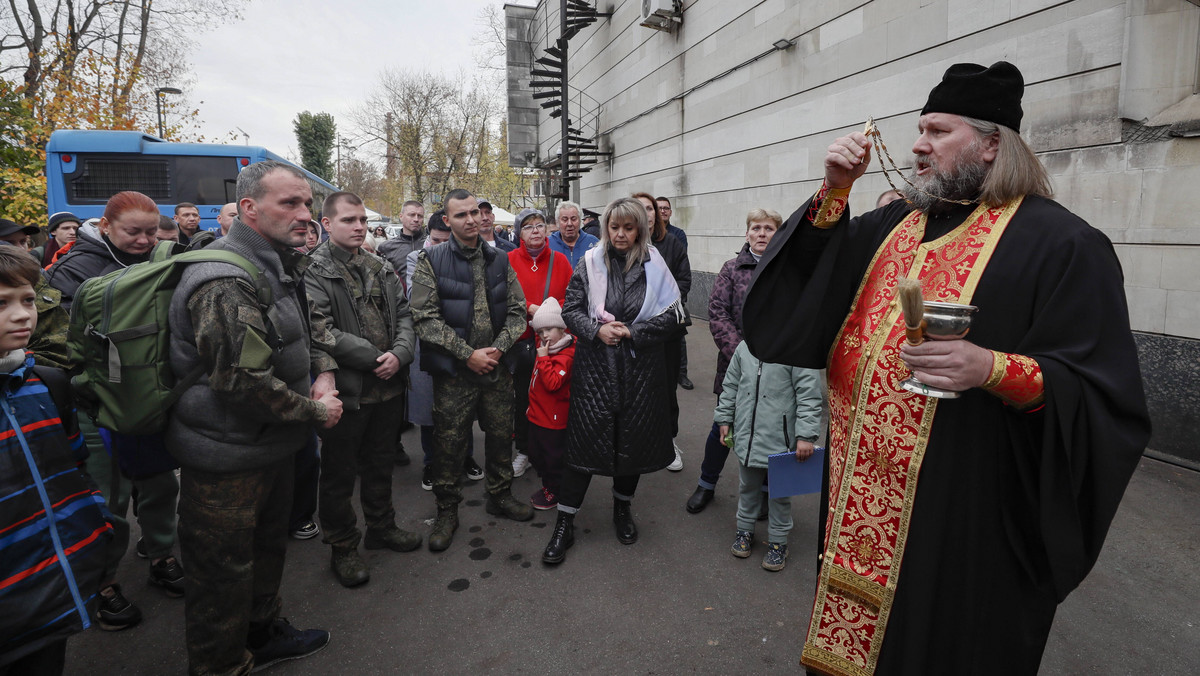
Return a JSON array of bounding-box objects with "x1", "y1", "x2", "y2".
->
[
  {"x1": 148, "y1": 556, "x2": 186, "y2": 597},
  {"x1": 248, "y1": 618, "x2": 330, "y2": 672},
  {"x1": 96, "y1": 584, "x2": 142, "y2": 631},
  {"x1": 135, "y1": 537, "x2": 148, "y2": 559},
  {"x1": 421, "y1": 465, "x2": 433, "y2": 491},
  {"x1": 464, "y1": 457, "x2": 484, "y2": 481}
]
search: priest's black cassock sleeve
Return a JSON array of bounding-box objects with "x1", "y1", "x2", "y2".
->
[{"x1": 743, "y1": 192, "x2": 1151, "y2": 672}]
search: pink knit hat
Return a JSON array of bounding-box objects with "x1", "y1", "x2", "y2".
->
[{"x1": 531, "y1": 297, "x2": 566, "y2": 331}]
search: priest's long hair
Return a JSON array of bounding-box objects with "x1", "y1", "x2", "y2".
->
[
  {"x1": 962, "y1": 116, "x2": 1054, "y2": 206},
  {"x1": 599, "y1": 197, "x2": 650, "y2": 273}
]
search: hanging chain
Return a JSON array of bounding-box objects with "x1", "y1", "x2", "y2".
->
[{"x1": 863, "y1": 117, "x2": 976, "y2": 206}]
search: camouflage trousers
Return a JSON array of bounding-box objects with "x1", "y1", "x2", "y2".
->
[
  {"x1": 178, "y1": 456, "x2": 294, "y2": 676},
  {"x1": 431, "y1": 370, "x2": 516, "y2": 511},
  {"x1": 317, "y1": 399, "x2": 403, "y2": 549}
]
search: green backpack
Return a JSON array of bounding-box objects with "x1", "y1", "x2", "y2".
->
[{"x1": 67, "y1": 241, "x2": 275, "y2": 435}]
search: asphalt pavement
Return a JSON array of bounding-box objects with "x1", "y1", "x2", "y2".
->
[{"x1": 65, "y1": 321, "x2": 1200, "y2": 674}]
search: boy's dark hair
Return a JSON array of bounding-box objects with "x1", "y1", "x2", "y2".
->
[
  {"x1": 157, "y1": 215, "x2": 178, "y2": 230},
  {"x1": 428, "y1": 210, "x2": 450, "y2": 232},
  {"x1": 0, "y1": 245, "x2": 42, "y2": 288}
]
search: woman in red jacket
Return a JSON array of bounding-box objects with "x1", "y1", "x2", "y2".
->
[{"x1": 508, "y1": 209, "x2": 573, "y2": 477}]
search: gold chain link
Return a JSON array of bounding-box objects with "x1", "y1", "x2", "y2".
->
[{"x1": 863, "y1": 117, "x2": 976, "y2": 207}]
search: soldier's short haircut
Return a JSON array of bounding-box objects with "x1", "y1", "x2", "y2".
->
[
  {"x1": 174, "y1": 202, "x2": 197, "y2": 215},
  {"x1": 402, "y1": 200, "x2": 423, "y2": 211},
  {"x1": 0, "y1": 244, "x2": 42, "y2": 289},
  {"x1": 443, "y1": 189, "x2": 474, "y2": 209},
  {"x1": 236, "y1": 160, "x2": 307, "y2": 203},
  {"x1": 158, "y1": 215, "x2": 178, "y2": 231},
  {"x1": 322, "y1": 191, "x2": 363, "y2": 221}
]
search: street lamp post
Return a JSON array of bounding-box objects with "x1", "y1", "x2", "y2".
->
[{"x1": 155, "y1": 87, "x2": 183, "y2": 139}]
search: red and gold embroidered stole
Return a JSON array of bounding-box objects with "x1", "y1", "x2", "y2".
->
[{"x1": 800, "y1": 197, "x2": 1023, "y2": 676}]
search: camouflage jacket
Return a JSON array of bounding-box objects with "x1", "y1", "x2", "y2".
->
[{"x1": 305, "y1": 242, "x2": 414, "y2": 408}]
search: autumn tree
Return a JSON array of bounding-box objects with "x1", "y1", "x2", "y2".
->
[
  {"x1": 294, "y1": 111, "x2": 337, "y2": 183},
  {"x1": 0, "y1": 80, "x2": 47, "y2": 224},
  {"x1": 0, "y1": 0, "x2": 244, "y2": 219},
  {"x1": 339, "y1": 155, "x2": 384, "y2": 210},
  {"x1": 351, "y1": 68, "x2": 521, "y2": 212}
]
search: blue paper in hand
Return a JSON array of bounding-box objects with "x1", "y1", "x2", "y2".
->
[{"x1": 768, "y1": 447, "x2": 825, "y2": 499}]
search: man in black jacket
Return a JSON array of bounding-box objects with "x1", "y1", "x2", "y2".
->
[{"x1": 410, "y1": 189, "x2": 533, "y2": 552}]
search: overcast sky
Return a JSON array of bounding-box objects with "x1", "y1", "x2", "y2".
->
[{"x1": 186, "y1": 0, "x2": 534, "y2": 162}]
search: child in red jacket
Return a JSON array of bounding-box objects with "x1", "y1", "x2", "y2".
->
[{"x1": 526, "y1": 298, "x2": 575, "y2": 510}]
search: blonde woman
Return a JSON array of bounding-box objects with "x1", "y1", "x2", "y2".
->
[{"x1": 542, "y1": 197, "x2": 685, "y2": 564}]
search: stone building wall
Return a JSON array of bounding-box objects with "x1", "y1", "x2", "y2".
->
[{"x1": 506, "y1": 0, "x2": 1200, "y2": 461}]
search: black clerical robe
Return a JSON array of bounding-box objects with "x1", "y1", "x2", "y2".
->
[{"x1": 743, "y1": 189, "x2": 1150, "y2": 675}]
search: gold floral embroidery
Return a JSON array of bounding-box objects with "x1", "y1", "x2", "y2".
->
[
  {"x1": 814, "y1": 187, "x2": 852, "y2": 229},
  {"x1": 803, "y1": 198, "x2": 1024, "y2": 676},
  {"x1": 983, "y1": 352, "x2": 1044, "y2": 409}
]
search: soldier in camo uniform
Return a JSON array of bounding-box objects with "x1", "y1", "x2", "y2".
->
[
  {"x1": 306, "y1": 190, "x2": 419, "y2": 588},
  {"x1": 166, "y1": 161, "x2": 344, "y2": 675},
  {"x1": 410, "y1": 189, "x2": 534, "y2": 552}
]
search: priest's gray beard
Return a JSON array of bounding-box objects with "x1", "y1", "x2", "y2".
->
[{"x1": 907, "y1": 141, "x2": 989, "y2": 216}]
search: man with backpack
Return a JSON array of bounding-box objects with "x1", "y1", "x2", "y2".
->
[
  {"x1": 166, "y1": 160, "x2": 343, "y2": 674},
  {"x1": 306, "y1": 191, "x2": 419, "y2": 588}
]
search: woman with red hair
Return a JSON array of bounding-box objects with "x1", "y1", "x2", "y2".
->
[
  {"x1": 45, "y1": 190, "x2": 183, "y2": 633},
  {"x1": 46, "y1": 191, "x2": 159, "y2": 310}
]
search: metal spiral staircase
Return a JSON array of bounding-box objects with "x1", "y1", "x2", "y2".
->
[{"x1": 528, "y1": 0, "x2": 611, "y2": 200}]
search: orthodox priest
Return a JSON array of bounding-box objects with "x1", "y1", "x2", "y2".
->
[{"x1": 743, "y1": 62, "x2": 1151, "y2": 675}]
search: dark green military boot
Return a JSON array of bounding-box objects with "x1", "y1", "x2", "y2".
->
[
  {"x1": 330, "y1": 546, "x2": 369, "y2": 588},
  {"x1": 485, "y1": 492, "x2": 534, "y2": 522},
  {"x1": 428, "y1": 508, "x2": 458, "y2": 552},
  {"x1": 364, "y1": 526, "x2": 423, "y2": 552}
]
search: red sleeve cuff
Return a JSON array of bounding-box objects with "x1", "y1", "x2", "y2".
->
[{"x1": 982, "y1": 351, "x2": 1045, "y2": 410}]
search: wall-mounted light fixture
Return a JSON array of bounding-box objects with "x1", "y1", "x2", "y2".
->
[{"x1": 773, "y1": 38, "x2": 796, "y2": 51}]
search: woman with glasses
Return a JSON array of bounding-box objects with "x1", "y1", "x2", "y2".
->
[{"x1": 507, "y1": 209, "x2": 573, "y2": 500}]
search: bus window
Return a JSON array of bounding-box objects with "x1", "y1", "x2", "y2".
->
[
  {"x1": 71, "y1": 157, "x2": 170, "y2": 200},
  {"x1": 65, "y1": 155, "x2": 240, "y2": 205}
]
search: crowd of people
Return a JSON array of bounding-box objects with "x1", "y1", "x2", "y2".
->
[{"x1": 0, "y1": 60, "x2": 1152, "y2": 676}]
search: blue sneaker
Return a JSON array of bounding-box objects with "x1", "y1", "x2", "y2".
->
[
  {"x1": 762, "y1": 542, "x2": 789, "y2": 572},
  {"x1": 249, "y1": 618, "x2": 329, "y2": 672},
  {"x1": 731, "y1": 530, "x2": 754, "y2": 558}
]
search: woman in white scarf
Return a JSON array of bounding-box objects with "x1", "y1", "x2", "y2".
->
[{"x1": 542, "y1": 198, "x2": 686, "y2": 565}]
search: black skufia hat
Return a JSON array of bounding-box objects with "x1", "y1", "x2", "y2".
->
[{"x1": 921, "y1": 61, "x2": 1024, "y2": 132}]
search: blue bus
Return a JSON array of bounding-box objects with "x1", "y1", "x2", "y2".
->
[{"x1": 46, "y1": 130, "x2": 339, "y2": 232}]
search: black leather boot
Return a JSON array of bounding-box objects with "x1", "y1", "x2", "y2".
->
[
  {"x1": 613, "y1": 498, "x2": 638, "y2": 545},
  {"x1": 686, "y1": 486, "x2": 714, "y2": 514},
  {"x1": 542, "y1": 511, "x2": 575, "y2": 565}
]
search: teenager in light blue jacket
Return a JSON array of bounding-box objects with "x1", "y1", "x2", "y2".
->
[{"x1": 714, "y1": 341, "x2": 823, "y2": 571}]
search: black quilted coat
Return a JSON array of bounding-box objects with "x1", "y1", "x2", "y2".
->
[{"x1": 562, "y1": 250, "x2": 682, "y2": 476}]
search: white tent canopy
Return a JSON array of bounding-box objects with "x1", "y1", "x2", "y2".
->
[{"x1": 489, "y1": 205, "x2": 516, "y2": 226}]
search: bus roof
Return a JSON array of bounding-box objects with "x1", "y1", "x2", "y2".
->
[{"x1": 47, "y1": 129, "x2": 287, "y2": 162}]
